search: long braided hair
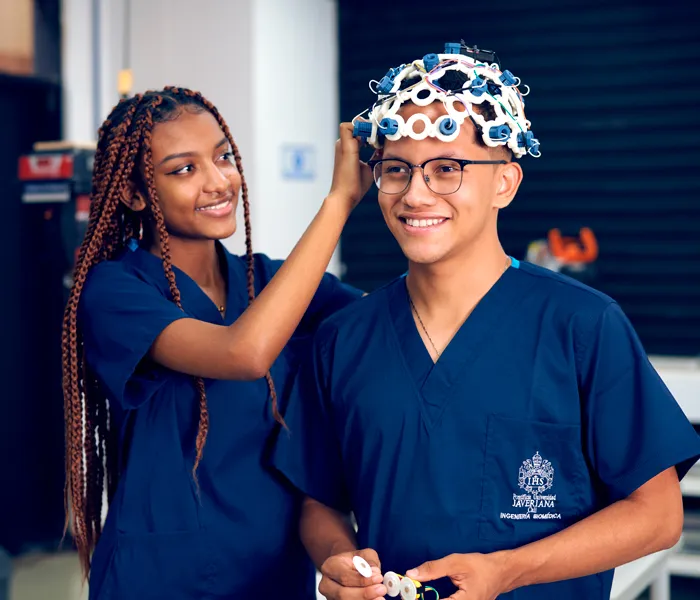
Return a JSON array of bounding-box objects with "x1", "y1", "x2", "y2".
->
[{"x1": 62, "y1": 87, "x2": 282, "y2": 577}]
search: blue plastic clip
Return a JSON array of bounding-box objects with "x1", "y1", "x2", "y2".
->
[
  {"x1": 489, "y1": 124, "x2": 511, "y2": 141},
  {"x1": 439, "y1": 118, "x2": 458, "y2": 135},
  {"x1": 469, "y1": 76, "x2": 487, "y2": 97},
  {"x1": 379, "y1": 118, "x2": 399, "y2": 136},
  {"x1": 127, "y1": 238, "x2": 139, "y2": 252},
  {"x1": 376, "y1": 65, "x2": 405, "y2": 94},
  {"x1": 499, "y1": 70, "x2": 518, "y2": 87},
  {"x1": 376, "y1": 75, "x2": 395, "y2": 94},
  {"x1": 517, "y1": 131, "x2": 540, "y2": 154},
  {"x1": 423, "y1": 53, "x2": 439, "y2": 71},
  {"x1": 517, "y1": 131, "x2": 534, "y2": 147},
  {"x1": 444, "y1": 42, "x2": 462, "y2": 55},
  {"x1": 353, "y1": 121, "x2": 373, "y2": 140}
]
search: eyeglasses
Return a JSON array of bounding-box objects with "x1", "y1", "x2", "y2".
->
[{"x1": 367, "y1": 157, "x2": 507, "y2": 195}]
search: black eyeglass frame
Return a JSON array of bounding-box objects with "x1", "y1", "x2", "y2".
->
[{"x1": 367, "y1": 157, "x2": 508, "y2": 195}]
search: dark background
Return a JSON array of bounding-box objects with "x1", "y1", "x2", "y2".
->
[
  {"x1": 338, "y1": 0, "x2": 700, "y2": 357},
  {"x1": 0, "y1": 0, "x2": 64, "y2": 553}
]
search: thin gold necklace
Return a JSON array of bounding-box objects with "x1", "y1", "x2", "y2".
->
[
  {"x1": 408, "y1": 294, "x2": 441, "y2": 359},
  {"x1": 408, "y1": 255, "x2": 511, "y2": 360}
]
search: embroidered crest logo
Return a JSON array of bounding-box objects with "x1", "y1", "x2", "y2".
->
[
  {"x1": 501, "y1": 451, "x2": 561, "y2": 521},
  {"x1": 518, "y1": 451, "x2": 554, "y2": 506}
]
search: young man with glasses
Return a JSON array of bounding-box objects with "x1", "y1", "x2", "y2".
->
[{"x1": 274, "y1": 42, "x2": 700, "y2": 600}]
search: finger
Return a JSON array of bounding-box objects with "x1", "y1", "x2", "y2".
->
[
  {"x1": 339, "y1": 122, "x2": 355, "y2": 142},
  {"x1": 357, "y1": 548, "x2": 381, "y2": 570},
  {"x1": 339, "y1": 122, "x2": 361, "y2": 154},
  {"x1": 406, "y1": 554, "x2": 458, "y2": 582},
  {"x1": 317, "y1": 575, "x2": 339, "y2": 599},
  {"x1": 323, "y1": 556, "x2": 383, "y2": 588},
  {"x1": 340, "y1": 121, "x2": 355, "y2": 135},
  {"x1": 364, "y1": 584, "x2": 388, "y2": 600},
  {"x1": 317, "y1": 576, "x2": 387, "y2": 600},
  {"x1": 447, "y1": 591, "x2": 470, "y2": 600},
  {"x1": 334, "y1": 138, "x2": 342, "y2": 160}
]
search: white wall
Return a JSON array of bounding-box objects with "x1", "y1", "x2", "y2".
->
[
  {"x1": 251, "y1": 0, "x2": 341, "y2": 271},
  {"x1": 61, "y1": 0, "x2": 341, "y2": 273},
  {"x1": 61, "y1": 0, "x2": 95, "y2": 143}
]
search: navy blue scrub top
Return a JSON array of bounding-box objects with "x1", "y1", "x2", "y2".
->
[
  {"x1": 79, "y1": 241, "x2": 361, "y2": 600},
  {"x1": 274, "y1": 259, "x2": 700, "y2": 600}
]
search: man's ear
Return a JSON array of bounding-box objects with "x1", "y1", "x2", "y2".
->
[
  {"x1": 120, "y1": 181, "x2": 147, "y2": 212},
  {"x1": 493, "y1": 161, "x2": 523, "y2": 210}
]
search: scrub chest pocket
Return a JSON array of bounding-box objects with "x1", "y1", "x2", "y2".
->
[{"x1": 478, "y1": 414, "x2": 590, "y2": 544}]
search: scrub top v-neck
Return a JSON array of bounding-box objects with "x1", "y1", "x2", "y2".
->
[{"x1": 388, "y1": 264, "x2": 530, "y2": 424}]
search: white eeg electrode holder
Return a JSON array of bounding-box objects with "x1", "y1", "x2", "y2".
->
[{"x1": 352, "y1": 42, "x2": 541, "y2": 159}]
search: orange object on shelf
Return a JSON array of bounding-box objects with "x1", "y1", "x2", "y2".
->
[{"x1": 547, "y1": 227, "x2": 598, "y2": 264}]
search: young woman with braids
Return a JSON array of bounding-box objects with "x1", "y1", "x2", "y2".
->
[{"x1": 62, "y1": 86, "x2": 372, "y2": 599}]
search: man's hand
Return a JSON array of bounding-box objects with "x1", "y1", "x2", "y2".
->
[
  {"x1": 318, "y1": 548, "x2": 388, "y2": 600},
  {"x1": 406, "y1": 553, "x2": 508, "y2": 600}
]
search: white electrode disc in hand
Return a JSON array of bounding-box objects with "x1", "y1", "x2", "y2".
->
[
  {"x1": 401, "y1": 577, "x2": 417, "y2": 600},
  {"x1": 384, "y1": 571, "x2": 401, "y2": 597},
  {"x1": 352, "y1": 555, "x2": 373, "y2": 578}
]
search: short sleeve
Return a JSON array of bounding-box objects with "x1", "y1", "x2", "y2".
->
[
  {"x1": 272, "y1": 327, "x2": 351, "y2": 512},
  {"x1": 253, "y1": 253, "x2": 363, "y2": 336},
  {"x1": 79, "y1": 261, "x2": 189, "y2": 409},
  {"x1": 579, "y1": 302, "x2": 700, "y2": 502},
  {"x1": 301, "y1": 272, "x2": 363, "y2": 334}
]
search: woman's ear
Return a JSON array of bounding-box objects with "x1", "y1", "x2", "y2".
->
[{"x1": 120, "y1": 181, "x2": 147, "y2": 212}]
